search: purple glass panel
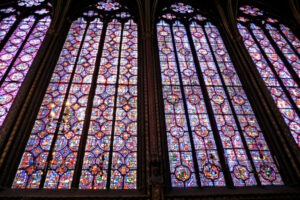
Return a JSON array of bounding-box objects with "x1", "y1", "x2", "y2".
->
[
  {"x1": 266, "y1": 23, "x2": 300, "y2": 77},
  {"x1": 201, "y1": 22, "x2": 282, "y2": 185},
  {"x1": 238, "y1": 22, "x2": 300, "y2": 147},
  {"x1": 0, "y1": 15, "x2": 16, "y2": 43},
  {"x1": 12, "y1": 18, "x2": 87, "y2": 189},
  {"x1": 0, "y1": 16, "x2": 51, "y2": 126}
]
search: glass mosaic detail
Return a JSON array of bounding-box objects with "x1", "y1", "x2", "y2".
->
[
  {"x1": 157, "y1": 5, "x2": 283, "y2": 187},
  {"x1": 18, "y1": 0, "x2": 45, "y2": 7},
  {"x1": 13, "y1": 9, "x2": 138, "y2": 189},
  {"x1": 0, "y1": 7, "x2": 51, "y2": 126},
  {"x1": 79, "y1": 19, "x2": 138, "y2": 190},
  {"x1": 238, "y1": 5, "x2": 300, "y2": 147},
  {"x1": 97, "y1": 0, "x2": 121, "y2": 11},
  {"x1": 171, "y1": 3, "x2": 194, "y2": 14}
]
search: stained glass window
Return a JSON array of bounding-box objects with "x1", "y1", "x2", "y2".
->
[
  {"x1": 157, "y1": 2, "x2": 283, "y2": 187},
  {"x1": 12, "y1": 0, "x2": 138, "y2": 189},
  {"x1": 237, "y1": 5, "x2": 300, "y2": 147},
  {"x1": 0, "y1": 0, "x2": 51, "y2": 126}
]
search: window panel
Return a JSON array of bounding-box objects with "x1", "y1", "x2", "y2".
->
[
  {"x1": 237, "y1": 5, "x2": 300, "y2": 147},
  {"x1": 0, "y1": 1, "x2": 51, "y2": 126},
  {"x1": 157, "y1": 2, "x2": 283, "y2": 188},
  {"x1": 13, "y1": 1, "x2": 138, "y2": 190}
]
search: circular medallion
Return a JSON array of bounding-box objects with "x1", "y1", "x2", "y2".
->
[
  {"x1": 159, "y1": 31, "x2": 168, "y2": 36},
  {"x1": 221, "y1": 124, "x2": 235, "y2": 137},
  {"x1": 198, "y1": 49, "x2": 208, "y2": 56},
  {"x1": 163, "y1": 69, "x2": 175, "y2": 77},
  {"x1": 127, "y1": 122, "x2": 137, "y2": 135},
  {"x1": 0, "y1": 94, "x2": 13, "y2": 105},
  {"x1": 4, "y1": 83, "x2": 18, "y2": 93},
  {"x1": 223, "y1": 69, "x2": 234, "y2": 77},
  {"x1": 175, "y1": 31, "x2": 185, "y2": 38},
  {"x1": 234, "y1": 165, "x2": 250, "y2": 181},
  {"x1": 216, "y1": 49, "x2": 225, "y2": 55},
  {"x1": 0, "y1": 53, "x2": 13, "y2": 61},
  {"x1": 188, "y1": 94, "x2": 200, "y2": 105},
  {"x1": 29, "y1": 39, "x2": 41, "y2": 45},
  {"x1": 260, "y1": 164, "x2": 276, "y2": 182},
  {"x1": 183, "y1": 69, "x2": 194, "y2": 77},
  {"x1": 20, "y1": 54, "x2": 33, "y2": 62},
  {"x1": 170, "y1": 126, "x2": 184, "y2": 138},
  {"x1": 194, "y1": 125, "x2": 209, "y2": 137},
  {"x1": 282, "y1": 109, "x2": 295, "y2": 120},
  {"x1": 10, "y1": 72, "x2": 24, "y2": 81},
  {"x1": 204, "y1": 69, "x2": 215, "y2": 77},
  {"x1": 175, "y1": 165, "x2": 191, "y2": 182},
  {"x1": 233, "y1": 95, "x2": 245, "y2": 105},
  {"x1": 193, "y1": 32, "x2": 203, "y2": 38},
  {"x1": 203, "y1": 163, "x2": 220, "y2": 180},
  {"x1": 209, "y1": 32, "x2": 218, "y2": 38},
  {"x1": 179, "y1": 48, "x2": 190, "y2": 56},
  {"x1": 212, "y1": 95, "x2": 225, "y2": 105},
  {"x1": 162, "y1": 47, "x2": 172, "y2": 55},
  {"x1": 244, "y1": 126, "x2": 259, "y2": 138},
  {"x1": 6, "y1": 46, "x2": 18, "y2": 53}
]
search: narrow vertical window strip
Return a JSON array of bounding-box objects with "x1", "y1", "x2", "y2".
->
[
  {"x1": 266, "y1": 24, "x2": 300, "y2": 77},
  {"x1": 110, "y1": 19, "x2": 138, "y2": 189},
  {"x1": 0, "y1": 15, "x2": 16, "y2": 44},
  {"x1": 0, "y1": 15, "x2": 51, "y2": 126},
  {"x1": 280, "y1": 24, "x2": 300, "y2": 54},
  {"x1": 249, "y1": 23, "x2": 300, "y2": 109},
  {"x1": 238, "y1": 23, "x2": 300, "y2": 146},
  {"x1": 204, "y1": 23, "x2": 283, "y2": 185},
  {"x1": 0, "y1": 16, "x2": 50, "y2": 126},
  {"x1": 43, "y1": 18, "x2": 101, "y2": 189},
  {"x1": 172, "y1": 21, "x2": 225, "y2": 187},
  {"x1": 157, "y1": 20, "x2": 199, "y2": 187},
  {"x1": 191, "y1": 22, "x2": 257, "y2": 186},
  {"x1": 79, "y1": 20, "x2": 122, "y2": 189},
  {"x1": 12, "y1": 18, "x2": 87, "y2": 189},
  {"x1": 0, "y1": 16, "x2": 34, "y2": 81}
]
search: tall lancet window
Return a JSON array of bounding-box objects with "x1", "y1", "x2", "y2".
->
[
  {"x1": 0, "y1": 0, "x2": 52, "y2": 126},
  {"x1": 156, "y1": 2, "x2": 283, "y2": 187},
  {"x1": 237, "y1": 5, "x2": 300, "y2": 147},
  {"x1": 12, "y1": 0, "x2": 138, "y2": 190}
]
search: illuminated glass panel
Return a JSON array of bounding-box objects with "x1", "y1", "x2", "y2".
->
[
  {"x1": 0, "y1": 11, "x2": 51, "y2": 126},
  {"x1": 191, "y1": 22, "x2": 282, "y2": 186},
  {"x1": 237, "y1": 5, "x2": 300, "y2": 147},
  {"x1": 0, "y1": 14, "x2": 16, "y2": 43},
  {"x1": 157, "y1": 3, "x2": 283, "y2": 187},
  {"x1": 13, "y1": 4, "x2": 138, "y2": 189},
  {"x1": 12, "y1": 18, "x2": 88, "y2": 189},
  {"x1": 79, "y1": 19, "x2": 138, "y2": 190},
  {"x1": 18, "y1": 0, "x2": 45, "y2": 7}
]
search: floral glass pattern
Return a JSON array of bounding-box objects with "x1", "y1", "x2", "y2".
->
[
  {"x1": 237, "y1": 5, "x2": 300, "y2": 147},
  {"x1": 0, "y1": 2, "x2": 51, "y2": 126},
  {"x1": 157, "y1": 3, "x2": 283, "y2": 187},
  {"x1": 12, "y1": 2, "x2": 138, "y2": 190}
]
